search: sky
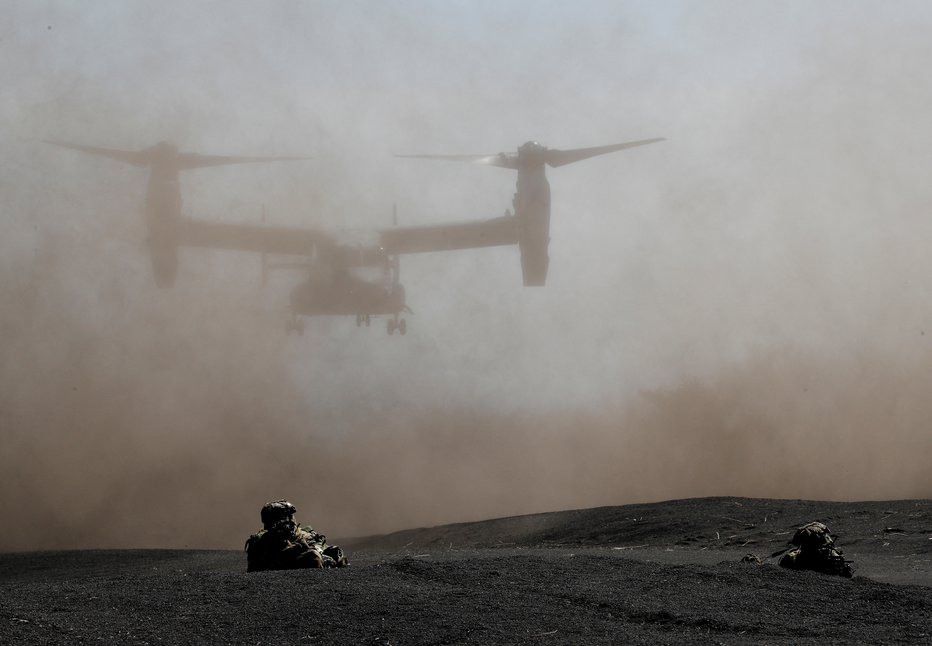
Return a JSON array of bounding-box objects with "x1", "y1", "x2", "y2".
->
[{"x1": 3, "y1": 1, "x2": 932, "y2": 549}]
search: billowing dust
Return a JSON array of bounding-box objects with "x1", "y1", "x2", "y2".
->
[
  {"x1": 4, "y1": 3, "x2": 932, "y2": 551},
  {"x1": 2, "y1": 244, "x2": 930, "y2": 551}
]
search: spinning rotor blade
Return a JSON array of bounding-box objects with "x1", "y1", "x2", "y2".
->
[
  {"x1": 544, "y1": 138, "x2": 665, "y2": 167},
  {"x1": 46, "y1": 140, "x2": 311, "y2": 170},
  {"x1": 395, "y1": 153, "x2": 518, "y2": 169},
  {"x1": 44, "y1": 140, "x2": 150, "y2": 167},
  {"x1": 174, "y1": 153, "x2": 313, "y2": 170},
  {"x1": 398, "y1": 137, "x2": 664, "y2": 170}
]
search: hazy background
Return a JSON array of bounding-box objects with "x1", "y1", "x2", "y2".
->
[{"x1": 3, "y1": 1, "x2": 932, "y2": 550}]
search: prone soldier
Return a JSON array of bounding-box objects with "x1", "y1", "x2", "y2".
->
[
  {"x1": 245, "y1": 500, "x2": 348, "y2": 572},
  {"x1": 778, "y1": 521, "x2": 853, "y2": 578}
]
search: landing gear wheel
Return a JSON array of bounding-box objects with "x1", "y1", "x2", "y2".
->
[
  {"x1": 365, "y1": 314, "x2": 371, "y2": 327},
  {"x1": 355, "y1": 314, "x2": 362, "y2": 327},
  {"x1": 399, "y1": 319, "x2": 406, "y2": 335},
  {"x1": 387, "y1": 319, "x2": 396, "y2": 335}
]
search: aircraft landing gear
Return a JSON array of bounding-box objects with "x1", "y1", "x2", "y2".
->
[
  {"x1": 286, "y1": 316, "x2": 305, "y2": 336},
  {"x1": 387, "y1": 314, "x2": 406, "y2": 336},
  {"x1": 355, "y1": 314, "x2": 372, "y2": 327}
]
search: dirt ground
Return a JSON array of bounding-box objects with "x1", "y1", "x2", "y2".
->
[{"x1": 2, "y1": 497, "x2": 930, "y2": 645}]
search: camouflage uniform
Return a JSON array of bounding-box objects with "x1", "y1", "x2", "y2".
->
[
  {"x1": 245, "y1": 500, "x2": 348, "y2": 572},
  {"x1": 778, "y1": 521, "x2": 854, "y2": 578}
]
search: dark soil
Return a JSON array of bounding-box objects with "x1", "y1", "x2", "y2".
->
[{"x1": 2, "y1": 497, "x2": 931, "y2": 645}]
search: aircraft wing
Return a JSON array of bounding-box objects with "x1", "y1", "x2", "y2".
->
[
  {"x1": 178, "y1": 213, "x2": 519, "y2": 263},
  {"x1": 179, "y1": 217, "x2": 334, "y2": 255},
  {"x1": 379, "y1": 215, "x2": 518, "y2": 255}
]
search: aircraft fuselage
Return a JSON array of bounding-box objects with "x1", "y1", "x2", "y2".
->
[{"x1": 290, "y1": 276, "x2": 406, "y2": 318}]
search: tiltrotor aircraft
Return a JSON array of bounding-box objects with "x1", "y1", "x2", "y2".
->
[{"x1": 47, "y1": 136, "x2": 663, "y2": 335}]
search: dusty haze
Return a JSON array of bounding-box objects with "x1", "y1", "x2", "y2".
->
[{"x1": 2, "y1": 1, "x2": 932, "y2": 550}]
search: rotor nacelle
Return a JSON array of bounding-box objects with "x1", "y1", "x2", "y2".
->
[
  {"x1": 397, "y1": 137, "x2": 664, "y2": 287},
  {"x1": 46, "y1": 139, "x2": 312, "y2": 288}
]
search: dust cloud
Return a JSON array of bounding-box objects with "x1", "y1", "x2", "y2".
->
[{"x1": 3, "y1": 2, "x2": 932, "y2": 550}]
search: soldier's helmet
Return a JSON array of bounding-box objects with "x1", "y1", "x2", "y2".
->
[
  {"x1": 791, "y1": 521, "x2": 835, "y2": 550},
  {"x1": 261, "y1": 500, "x2": 297, "y2": 529}
]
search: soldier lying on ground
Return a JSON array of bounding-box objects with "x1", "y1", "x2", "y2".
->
[
  {"x1": 245, "y1": 500, "x2": 348, "y2": 572},
  {"x1": 777, "y1": 521, "x2": 854, "y2": 578}
]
